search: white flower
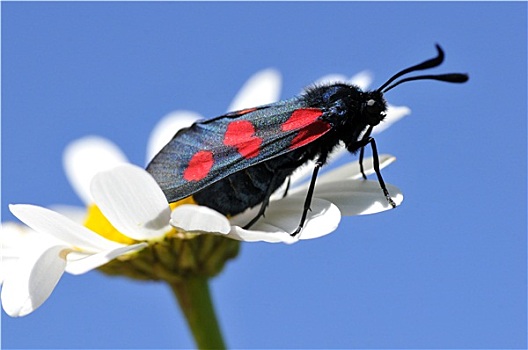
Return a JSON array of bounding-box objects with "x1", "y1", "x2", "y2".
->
[
  {"x1": 0, "y1": 68, "x2": 282, "y2": 317},
  {"x1": 1, "y1": 68, "x2": 410, "y2": 317}
]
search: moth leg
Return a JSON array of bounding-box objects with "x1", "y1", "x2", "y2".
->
[
  {"x1": 243, "y1": 171, "x2": 288, "y2": 229},
  {"x1": 358, "y1": 126, "x2": 373, "y2": 180},
  {"x1": 291, "y1": 162, "x2": 322, "y2": 237},
  {"x1": 359, "y1": 146, "x2": 367, "y2": 180},
  {"x1": 355, "y1": 135, "x2": 396, "y2": 208},
  {"x1": 282, "y1": 177, "x2": 291, "y2": 198}
]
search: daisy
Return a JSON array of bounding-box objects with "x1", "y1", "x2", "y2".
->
[
  {"x1": 0, "y1": 68, "x2": 281, "y2": 317},
  {"x1": 1, "y1": 68, "x2": 409, "y2": 317},
  {"x1": 1, "y1": 157, "x2": 339, "y2": 317}
]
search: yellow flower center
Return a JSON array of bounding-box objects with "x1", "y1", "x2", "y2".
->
[{"x1": 83, "y1": 196, "x2": 198, "y2": 244}]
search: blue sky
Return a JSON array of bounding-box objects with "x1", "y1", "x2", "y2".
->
[{"x1": 2, "y1": 2, "x2": 526, "y2": 349}]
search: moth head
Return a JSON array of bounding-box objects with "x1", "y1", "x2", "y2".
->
[
  {"x1": 357, "y1": 44, "x2": 468, "y2": 129},
  {"x1": 362, "y1": 91, "x2": 387, "y2": 127}
]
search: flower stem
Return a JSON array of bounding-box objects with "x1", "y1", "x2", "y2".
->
[{"x1": 170, "y1": 277, "x2": 226, "y2": 349}]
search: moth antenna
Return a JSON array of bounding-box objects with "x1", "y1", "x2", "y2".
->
[
  {"x1": 382, "y1": 73, "x2": 469, "y2": 93},
  {"x1": 377, "y1": 44, "x2": 446, "y2": 92}
]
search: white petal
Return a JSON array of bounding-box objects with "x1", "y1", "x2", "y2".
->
[
  {"x1": 9, "y1": 204, "x2": 123, "y2": 252},
  {"x1": 1, "y1": 221, "x2": 63, "y2": 250},
  {"x1": 63, "y1": 136, "x2": 129, "y2": 204},
  {"x1": 226, "y1": 225, "x2": 298, "y2": 244},
  {"x1": 229, "y1": 197, "x2": 340, "y2": 242},
  {"x1": 1, "y1": 222, "x2": 36, "y2": 249},
  {"x1": 1, "y1": 222, "x2": 61, "y2": 284},
  {"x1": 49, "y1": 205, "x2": 88, "y2": 224},
  {"x1": 312, "y1": 74, "x2": 349, "y2": 86},
  {"x1": 227, "y1": 68, "x2": 282, "y2": 111},
  {"x1": 1, "y1": 245, "x2": 21, "y2": 285},
  {"x1": 0, "y1": 256, "x2": 17, "y2": 286},
  {"x1": 348, "y1": 71, "x2": 373, "y2": 90},
  {"x1": 313, "y1": 71, "x2": 372, "y2": 90},
  {"x1": 372, "y1": 104, "x2": 411, "y2": 136},
  {"x1": 90, "y1": 164, "x2": 171, "y2": 240},
  {"x1": 310, "y1": 180, "x2": 403, "y2": 216},
  {"x1": 297, "y1": 208, "x2": 341, "y2": 240},
  {"x1": 315, "y1": 154, "x2": 396, "y2": 185},
  {"x1": 170, "y1": 205, "x2": 231, "y2": 234},
  {"x1": 1, "y1": 245, "x2": 69, "y2": 317},
  {"x1": 65, "y1": 242, "x2": 147, "y2": 275},
  {"x1": 146, "y1": 111, "x2": 203, "y2": 164}
]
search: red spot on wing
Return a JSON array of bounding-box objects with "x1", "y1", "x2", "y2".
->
[
  {"x1": 281, "y1": 108, "x2": 330, "y2": 149},
  {"x1": 223, "y1": 120, "x2": 262, "y2": 159},
  {"x1": 290, "y1": 120, "x2": 332, "y2": 149},
  {"x1": 281, "y1": 108, "x2": 324, "y2": 131},
  {"x1": 183, "y1": 150, "x2": 214, "y2": 181}
]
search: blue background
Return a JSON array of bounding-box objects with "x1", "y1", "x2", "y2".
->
[{"x1": 2, "y1": 2, "x2": 526, "y2": 349}]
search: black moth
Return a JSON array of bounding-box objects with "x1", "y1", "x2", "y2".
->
[{"x1": 147, "y1": 44, "x2": 468, "y2": 236}]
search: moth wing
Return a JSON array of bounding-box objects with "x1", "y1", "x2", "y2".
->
[{"x1": 146, "y1": 99, "x2": 332, "y2": 203}]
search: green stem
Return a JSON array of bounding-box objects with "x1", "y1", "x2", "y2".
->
[{"x1": 170, "y1": 277, "x2": 226, "y2": 349}]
